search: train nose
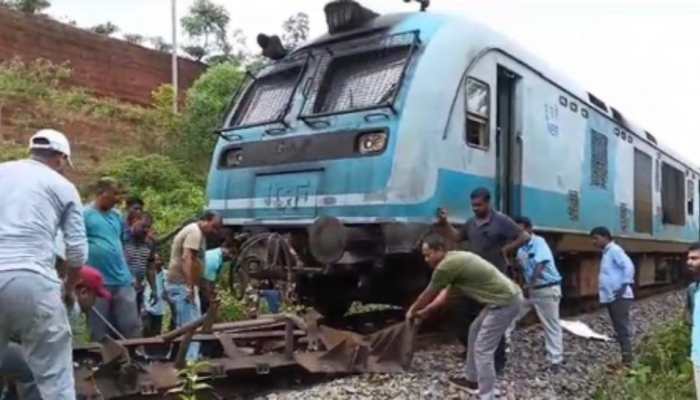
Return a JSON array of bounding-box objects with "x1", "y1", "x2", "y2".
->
[{"x1": 309, "y1": 216, "x2": 348, "y2": 264}]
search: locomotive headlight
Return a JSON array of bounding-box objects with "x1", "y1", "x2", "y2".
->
[
  {"x1": 222, "y1": 148, "x2": 243, "y2": 167},
  {"x1": 357, "y1": 132, "x2": 388, "y2": 154}
]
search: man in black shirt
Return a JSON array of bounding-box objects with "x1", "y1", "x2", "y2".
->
[{"x1": 433, "y1": 187, "x2": 529, "y2": 373}]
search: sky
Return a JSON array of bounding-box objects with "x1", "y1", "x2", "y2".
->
[{"x1": 47, "y1": 0, "x2": 700, "y2": 162}]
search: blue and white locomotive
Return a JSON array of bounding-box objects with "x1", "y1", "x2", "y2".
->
[{"x1": 207, "y1": 0, "x2": 697, "y2": 315}]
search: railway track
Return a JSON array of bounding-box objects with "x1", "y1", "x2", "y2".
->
[
  {"x1": 69, "y1": 284, "x2": 682, "y2": 400},
  {"x1": 72, "y1": 305, "x2": 417, "y2": 400}
]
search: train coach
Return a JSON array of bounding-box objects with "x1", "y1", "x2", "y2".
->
[{"x1": 206, "y1": 0, "x2": 698, "y2": 316}]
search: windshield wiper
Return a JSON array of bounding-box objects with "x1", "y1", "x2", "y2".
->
[{"x1": 377, "y1": 82, "x2": 398, "y2": 105}]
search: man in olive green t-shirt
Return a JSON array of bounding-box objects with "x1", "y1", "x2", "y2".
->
[
  {"x1": 165, "y1": 211, "x2": 222, "y2": 361},
  {"x1": 407, "y1": 234, "x2": 524, "y2": 400}
]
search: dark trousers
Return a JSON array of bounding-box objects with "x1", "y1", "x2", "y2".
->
[
  {"x1": 142, "y1": 313, "x2": 163, "y2": 338},
  {"x1": 200, "y1": 280, "x2": 216, "y2": 315},
  {"x1": 0, "y1": 343, "x2": 41, "y2": 400},
  {"x1": 136, "y1": 289, "x2": 144, "y2": 316},
  {"x1": 606, "y1": 298, "x2": 633, "y2": 362},
  {"x1": 448, "y1": 296, "x2": 507, "y2": 374}
]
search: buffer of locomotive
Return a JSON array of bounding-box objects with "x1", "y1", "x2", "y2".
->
[{"x1": 73, "y1": 307, "x2": 417, "y2": 399}]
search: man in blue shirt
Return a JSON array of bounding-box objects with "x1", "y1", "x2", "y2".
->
[
  {"x1": 201, "y1": 246, "x2": 228, "y2": 314},
  {"x1": 686, "y1": 242, "x2": 700, "y2": 398},
  {"x1": 509, "y1": 216, "x2": 564, "y2": 372},
  {"x1": 201, "y1": 232, "x2": 240, "y2": 314},
  {"x1": 85, "y1": 177, "x2": 141, "y2": 341},
  {"x1": 591, "y1": 226, "x2": 635, "y2": 365}
]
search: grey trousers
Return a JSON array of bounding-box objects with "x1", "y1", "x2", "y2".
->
[
  {"x1": 88, "y1": 285, "x2": 141, "y2": 341},
  {"x1": 466, "y1": 294, "x2": 524, "y2": 400},
  {"x1": 508, "y1": 285, "x2": 564, "y2": 364},
  {"x1": 606, "y1": 298, "x2": 633, "y2": 362},
  {"x1": 0, "y1": 270, "x2": 75, "y2": 400}
]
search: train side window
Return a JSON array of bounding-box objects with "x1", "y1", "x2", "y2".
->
[
  {"x1": 465, "y1": 78, "x2": 490, "y2": 149},
  {"x1": 590, "y1": 130, "x2": 608, "y2": 188},
  {"x1": 661, "y1": 162, "x2": 686, "y2": 225},
  {"x1": 688, "y1": 179, "x2": 695, "y2": 216}
]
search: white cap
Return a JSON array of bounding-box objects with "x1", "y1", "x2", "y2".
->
[{"x1": 28, "y1": 129, "x2": 73, "y2": 167}]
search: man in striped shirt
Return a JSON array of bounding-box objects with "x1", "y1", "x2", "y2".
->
[{"x1": 124, "y1": 211, "x2": 155, "y2": 315}]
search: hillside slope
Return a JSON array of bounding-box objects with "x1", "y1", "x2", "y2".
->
[{"x1": 0, "y1": 58, "x2": 171, "y2": 184}]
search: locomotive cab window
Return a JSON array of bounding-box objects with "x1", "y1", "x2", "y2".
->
[
  {"x1": 661, "y1": 162, "x2": 686, "y2": 225},
  {"x1": 312, "y1": 45, "x2": 412, "y2": 115},
  {"x1": 230, "y1": 66, "x2": 303, "y2": 128},
  {"x1": 465, "y1": 78, "x2": 490, "y2": 148}
]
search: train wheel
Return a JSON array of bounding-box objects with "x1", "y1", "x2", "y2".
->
[
  {"x1": 311, "y1": 298, "x2": 352, "y2": 319},
  {"x1": 295, "y1": 272, "x2": 356, "y2": 319}
]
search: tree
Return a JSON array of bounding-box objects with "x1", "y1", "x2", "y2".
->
[
  {"x1": 123, "y1": 33, "x2": 144, "y2": 45},
  {"x1": 169, "y1": 62, "x2": 244, "y2": 174},
  {"x1": 180, "y1": 0, "x2": 230, "y2": 61},
  {"x1": 90, "y1": 22, "x2": 119, "y2": 36},
  {"x1": 281, "y1": 12, "x2": 310, "y2": 50},
  {"x1": 149, "y1": 36, "x2": 172, "y2": 52},
  {"x1": 183, "y1": 45, "x2": 206, "y2": 61},
  {"x1": 1, "y1": 0, "x2": 50, "y2": 14},
  {"x1": 205, "y1": 29, "x2": 248, "y2": 65}
]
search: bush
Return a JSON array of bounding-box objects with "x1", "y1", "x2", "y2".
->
[
  {"x1": 170, "y1": 62, "x2": 244, "y2": 174},
  {"x1": 595, "y1": 318, "x2": 695, "y2": 399},
  {"x1": 98, "y1": 154, "x2": 205, "y2": 237},
  {"x1": 0, "y1": 57, "x2": 71, "y2": 99},
  {"x1": 0, "y1": 141, "x2": 27, "y2": 162},
  {"x1": 217, "y1": 288, "x2": 246, "y2": 322}
]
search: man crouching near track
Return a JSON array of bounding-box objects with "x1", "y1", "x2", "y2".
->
[{"x1": 406, "y1": 234, "x2": 524, "y2": 400}]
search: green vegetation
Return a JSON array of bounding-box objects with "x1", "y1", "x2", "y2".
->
[
  {"x1": 171, "y1": 62, "x2": 244, "y2": 174},
  {"x1": 595, "y1": 318, "x2": 695, "y2": 400},
  {"x1": 0, "y1": 57, "x2": 165, "y2": 158},
  {"x1": 0, "y1": 57, "x2": 234, "y2": 247},
  {"x1": 89, "y1": 21, "x2": 120, "y2": 36},
  {"x1": 98, "y1": 154, "x2": 205, "y2": 237},
  {"x1": 0, "y1": 53, "x2": 275, "y2": 324},
  {"x1": 0, "y1": 141, "x2": 26, "y2": 162},
  {"x1": 282, "y1": 12, "x2": 311, "y2": 50},
  {"x1": 0, "y1": 0, "x2": 50, "y2": 14},
  {"x1": 181, "y1": 0, "x2": 232, "y2": 62},
  {"x1": 168, "y1": 360, "x2": 213, "y2": 400}
]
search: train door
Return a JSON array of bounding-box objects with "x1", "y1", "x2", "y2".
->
[
  {"x1": 495, "y1": 66, "x2": 522, "y2": 215},
  {"x1": 633, "y1": 149, "x2": 653, "y2": 234}
]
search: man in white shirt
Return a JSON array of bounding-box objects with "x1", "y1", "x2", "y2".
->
[{"x1": 0, "y1": 129, "x2": 88, "y2": 400}]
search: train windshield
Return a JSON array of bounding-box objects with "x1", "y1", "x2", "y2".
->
[
  {"x1": 229, "y1": 65, "x2": 303, "y2": 129},
  {"x1": 227, "y1": 31, "x2": 418, "y2": 129},
  {"x1": 300, "y1": 31, "x2": 419, "y2": 118},
  {"x1": 311, "y1": 45, "x2": 411, "y2": 115}
]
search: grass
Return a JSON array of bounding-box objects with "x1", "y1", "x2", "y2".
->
[
  {"x1": 0, "y1": 57, "x2": 151, "y2": 123},
  {"x1": 0, "y1": 141, "x2": 26, "y2": 162},
  {"x1": 594, "y1": 318, "x2": 695, "y2": 400}
]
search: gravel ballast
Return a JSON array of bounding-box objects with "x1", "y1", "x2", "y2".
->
[{"x1": 251, "y1": 290, "x2": 684, "y2": 400}]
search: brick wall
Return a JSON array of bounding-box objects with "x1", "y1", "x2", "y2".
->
[{"x1": 0, "y1": 6, "x2": 206, "y2": 105}]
